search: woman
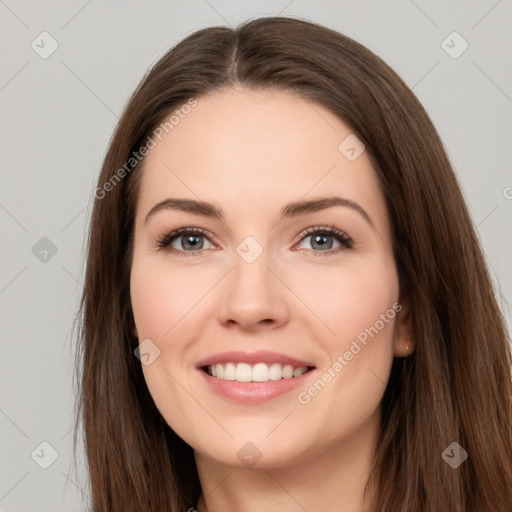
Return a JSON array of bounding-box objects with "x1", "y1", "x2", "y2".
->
[{"x1": 75, "y1": 16, "x2": 512, "y2": 512}]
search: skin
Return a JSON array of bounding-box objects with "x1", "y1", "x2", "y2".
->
[{"x1": 130, "y1": 87, "x2": 414, "y2": 512}]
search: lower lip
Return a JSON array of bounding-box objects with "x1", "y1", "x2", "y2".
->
[{"x1": 197, "y1": 368, "x2": 316, "y2": 404}]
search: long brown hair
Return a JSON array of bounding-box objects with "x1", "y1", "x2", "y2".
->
[{"x1": 74, "y1": 16, "x2": 512, "y2": 511}]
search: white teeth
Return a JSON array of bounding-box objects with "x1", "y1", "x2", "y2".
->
[
  {"x1": 293, "y1": 366, "x2": 307, "y2": 378},
  {"x1": 252, "y1": 363, "x2": 269, "y2": 382},
  {"x1": 207, "y1": 362, "x2": 310, "y2": 382},
  {"x1": 269, "y1": 363, "x2": 283, "y2": 380},
  {"x1": 282, "y1": 364, "x2": 294, "y2": 379},
  {"x1": 235, "y1": 363, "x2": 252, "y2": 382},
  {"x1": 224, "y1": 362, "x2": 236, "y2": 380}
]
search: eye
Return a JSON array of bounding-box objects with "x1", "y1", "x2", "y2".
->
[
  {"x1": 295, "y1": 226, "x2": 353, "y2": 254},
  {"x1": 156, "y1": 225, "x2": 353, "y2": 256},
  {"x1": 156, "y1": 227, "x2": 216, "y2": 255}
]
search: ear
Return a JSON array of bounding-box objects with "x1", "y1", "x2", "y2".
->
[{"x1": 394, "y1": 301, "x2": 415, "y2": 357}]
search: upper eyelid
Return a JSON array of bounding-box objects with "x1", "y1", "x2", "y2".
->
[
  {"x1": 159, "y1": 225, "x2": 351, "y2": 251},
  {"x1": 294, "y1": 226, "x2": 353, "y2": 250},
  {"x1": 158, "y1": 227, "x2": 220, "y2": 248}
]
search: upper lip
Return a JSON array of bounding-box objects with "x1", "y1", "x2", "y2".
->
[{"x1": 195, "y1": 350, "x2": 315, "y2": 369}]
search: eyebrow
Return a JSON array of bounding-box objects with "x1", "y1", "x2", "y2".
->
[{"x1": 144, "y1": 196, "x2": 376, "y2": 230}]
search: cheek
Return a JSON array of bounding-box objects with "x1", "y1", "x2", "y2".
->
[
  {"x1": 293, "y1": 256, "x2": 399, "y2": 342},
  {"x1": 292, "y1": 257, "x2": 399, "y2": 409},
  {"x1": 271, "y1": 257, "x2": 399, "y2": 456},
  {"x1": 130, "y1": 257, "x2": 219, "y2": 422},
  {"x1": 130, "y1": 257, "x2": 212, "y2": 338},
  {"x1": 130, "y1": 258, "x2": 208, "y2": 441}
]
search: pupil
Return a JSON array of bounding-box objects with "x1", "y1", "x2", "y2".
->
[
  {"x1": 312, "y1": 234, "x2": 332, "y2": 250},
  {"x1": 183, "y1": 235, "x2": 203, "y2": 250}
]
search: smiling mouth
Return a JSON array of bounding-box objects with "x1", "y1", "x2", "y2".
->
[{"x1": 201, "y1": 362, "x2": 315, "y2": 383}]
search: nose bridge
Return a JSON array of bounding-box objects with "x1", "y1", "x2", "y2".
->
[
  {"x1": 216, "y1": 236, "x2": 289, "y2": 328},
  {"x1": 233, "y1": 248, "x2": 271, "y2": 295}
]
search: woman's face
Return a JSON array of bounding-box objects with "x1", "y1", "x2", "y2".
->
[{"x1": 130, "y1": 87, "x2": 411, "y2": 469}]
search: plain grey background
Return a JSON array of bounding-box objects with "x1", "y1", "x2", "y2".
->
[{"x1": 1, "y1": 1, "x2": 511, "y2": 510}]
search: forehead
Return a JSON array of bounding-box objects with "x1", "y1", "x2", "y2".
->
[{"x1": 136, "y1": 88, "x2": 388, "y2": 229}]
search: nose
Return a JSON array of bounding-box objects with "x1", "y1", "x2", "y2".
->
[{"x1": 216, "y1": 249, "x2": 290, "y2": 332}]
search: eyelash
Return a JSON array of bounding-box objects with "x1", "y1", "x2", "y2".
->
[
  {"x1": 156, "y1": 227, "x2": 213, "y2": 257},
  {"x1": 155, "y1": 225, "x2": 354, "y2": 257}
]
